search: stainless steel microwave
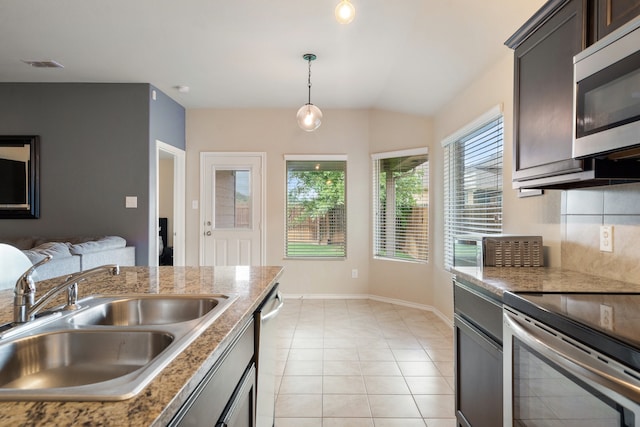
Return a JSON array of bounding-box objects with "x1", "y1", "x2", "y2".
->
[
  {"x1": 453, "y1": 234, "x2": 543, "y2": 270},
  {"x1": 573, "y1": 16, "x2": 640, "y2": 158}
]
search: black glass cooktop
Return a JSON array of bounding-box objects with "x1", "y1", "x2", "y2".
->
[{"x1": 504, "y1": 291, "x2": 640, "y2": 371}]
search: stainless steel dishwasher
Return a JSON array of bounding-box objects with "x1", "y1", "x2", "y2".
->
[{"x1": 254, "y1": 285, "x2": 283, "y2": 427}]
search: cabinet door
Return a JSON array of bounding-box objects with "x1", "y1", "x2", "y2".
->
[
  {"x1": 595, "y1": 0, "x2": 640, "y2": 40},
  {"x1": 455, "y1": 315, "x2": 503, "y2": 427},
  {"x1": 217, "y1": 364, "x2": 256, "y2": 427},
  {"x1": 170, "y1": 320, "x2": 255, "y2": 427},
  {"x1": 512, "y1": 0, "x2": 586, "y2": 183}
]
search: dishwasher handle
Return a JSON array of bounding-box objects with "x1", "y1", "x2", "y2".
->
[{"x1": 262, "y1": 292, "x2": 283, "y2": 322}]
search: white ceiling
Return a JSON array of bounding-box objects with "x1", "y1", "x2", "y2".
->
[{"x1": 0, "y1": 0, "x2": 546, "y2": 116}]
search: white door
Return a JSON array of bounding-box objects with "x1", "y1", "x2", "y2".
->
[{"x1": 200, "y1": 153, "x2": 264, "y2": 266}]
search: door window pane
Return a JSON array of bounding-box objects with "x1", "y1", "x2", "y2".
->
[{"x1": 215, "y1": 170, "x2": 251, "y2": 229}]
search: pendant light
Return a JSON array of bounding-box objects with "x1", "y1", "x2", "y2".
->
[
  {"x1": 335, "y1": 0, "x2": 355, "y2": 24},
  {"x1": 296, "y1": 53, "x2": 322, "y2": 132}
]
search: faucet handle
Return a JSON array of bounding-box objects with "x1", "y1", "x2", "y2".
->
[
  {"x1": 15, "y1": 255, "x2": 52, "y2": 294},
  {"x1": 14, "y1": 255, "x2": 52, "y2": 323}
]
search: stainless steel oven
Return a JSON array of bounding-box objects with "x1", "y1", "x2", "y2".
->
[
  {"x1": 573, "y1": 16, "x2": 640, "y2": 158},
  {"x1": 503, "y1": 293, "x2": 640, "y2": 427}
]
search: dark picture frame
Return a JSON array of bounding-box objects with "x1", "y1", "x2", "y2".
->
[{"x1": 0, "y1": 135, "x2": 40, "y2": 219}]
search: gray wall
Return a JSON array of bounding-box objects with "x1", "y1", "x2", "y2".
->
[
  {"x1": 0, "y1": 83, "x2": 185, "y2": 265},
  {"x1": 148, "y1": 85, "x2": 186, "y2": 264}
]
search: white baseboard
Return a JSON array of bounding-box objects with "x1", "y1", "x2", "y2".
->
[{"x1": 281, "y1": 293, "x2": 453, "y2": 327}]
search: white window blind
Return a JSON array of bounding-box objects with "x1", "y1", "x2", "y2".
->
[
  {"x1": 443, "y1": 114, "x2": 504, "y2": 269},
  {"x1": 285, "y1": 157, "x2": 346, "y2": 258},
  {"x1": 373, "y1": 149, "x2": 429, "y2": 263}
]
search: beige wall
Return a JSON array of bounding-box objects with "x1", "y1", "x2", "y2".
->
[
  {"x1": 184, "y1": 61, "x2": 565, "y2": 318},
  {"x1": 187, "y1": 50, "x2": 640, "y2": 320},
  {"x1": 186, "y1": 109, "x2": 373, "y2": 296},
  {"x1": 431, "y1": 51, "x2": 563, "y2": 319}
]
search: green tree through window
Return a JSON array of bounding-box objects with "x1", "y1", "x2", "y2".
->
[
  {"x1": 286, "y1": 159, "x2": 346, "y2": 258},
  {"x1": 373, "y1": 149, "x2": 429, "y2": 263}
]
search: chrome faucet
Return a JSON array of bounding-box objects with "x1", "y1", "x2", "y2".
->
[{"x1": 13, "y1": 262, "x2": 120, "y2": 323}]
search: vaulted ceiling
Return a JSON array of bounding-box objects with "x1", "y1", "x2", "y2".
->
[{"x1": 0, "y1": 0, "x2": 545, "y2": 115}]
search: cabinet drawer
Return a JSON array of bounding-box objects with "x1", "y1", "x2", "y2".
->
[
  {"x1": 171, "y1": 318, "x2": 255, "y2": 427},
  {"x1": 454, "y1": 281, "x2": 502, "y2": 343}
]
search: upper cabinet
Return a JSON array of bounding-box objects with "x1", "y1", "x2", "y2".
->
[
  {"x1": 507, "y1": 0, "x2": 585, "y2": 189},
  {"x1": 594, "y1": 0, "x2": 640, "y2": 40},
  {"x1": 506, "y1": 0, "x2": 640, "y2": 190}
]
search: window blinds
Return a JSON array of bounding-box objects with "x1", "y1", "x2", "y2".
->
[
  {"x1": 285, "y1": 159, "x2": 347, "y2": 258},
  {"x1": 373, "y1": 150, "x2": 429, "y2": 263},
  {"x1": 443, "y1": 116, "x2": 504, "y2": 269}
]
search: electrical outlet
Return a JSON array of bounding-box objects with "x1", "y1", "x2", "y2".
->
[
  {"x1": 351, "y1": 269, "x2": 358, "y2": 279},
  {"x1": 600, "y1": 225, "x2": 613, "y2": 252},
  {"x1": 600, "y1": 304, "x2": 613, "y2": 331}
]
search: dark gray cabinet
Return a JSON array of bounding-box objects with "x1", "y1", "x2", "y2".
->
[
  {"x1": 506, "y1": 0, "x2": 640, "y2": 190},
  {"x1": 507, "y1": 0, "x2": 587, "y2": 189},
  {"x1": 170, "y1": 318, "x2": 256, "y2": 427},
  {"x1": 454, "y1": 279, "x2": 503, "y2": 427},
  {"x1": 593, "y1": 0, "x2": 640, "y2": 40}
]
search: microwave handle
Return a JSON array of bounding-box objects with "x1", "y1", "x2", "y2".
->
[{"x1": 504, "y1": 312, "x2": 640, "y2": 406}]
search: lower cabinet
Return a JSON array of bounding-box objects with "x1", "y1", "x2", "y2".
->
[
  {"x1": 169, "y1": 318, "x2": 256, "y2": 427},
  {"x1": 454, "y1": 279, "x2": 503, "y2": 427},
  {"x1": 217, "y1": 364, "x2": 256, "y2": 427}
]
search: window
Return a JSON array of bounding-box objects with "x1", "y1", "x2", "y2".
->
[
  {"x1": 215, "y1": 170, "x2": 250, "y2": 229},
  {"x1": 372, "y1": 148, "x2": 429, "y2": 263},
  {"x1": 443, "y1": 108, "x2": 504, "y2": 269},
  {"x1": 285, "y1": 155, "x2": 346, "y2": 258}
]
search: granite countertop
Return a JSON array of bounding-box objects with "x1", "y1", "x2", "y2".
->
[
  {"x1": 0, "y1": 265, "x2": 283, "y2": 427},
  {"x1": 452, "y1": 266, "x2": 640, "y2": 299}
]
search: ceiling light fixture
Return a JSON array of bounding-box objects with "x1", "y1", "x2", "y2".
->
[
  {"x1": 335, "y1": 0, "x2": 355, "y2": 24},
  {"x1": 296, "y1": 53, "x2": 322, "y2": 132}
]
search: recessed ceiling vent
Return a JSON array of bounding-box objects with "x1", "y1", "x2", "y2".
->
[{"x1": 21, "y1": 60, "x2": 64, "y2": 68}]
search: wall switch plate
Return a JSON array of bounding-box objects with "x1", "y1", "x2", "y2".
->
[
  {"x1": 351, "y1": 269, "x2": 358, "y2": 279},
  {"x1": 125, "y1": 196, "x2": 138, "y2": 209},
  {"x1": 600, "y1": 225, "x2": 613, "y2": 252},
  {"x1": 600, "y1": 304, "x2": 613, "y2": 330},
  {"x1": 192, "y1": 200, "x2": 199, "y2": 209}
]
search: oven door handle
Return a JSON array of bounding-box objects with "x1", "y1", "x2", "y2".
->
[{"x1": 504, "y1": 312, "x2": 640, "y2": 406}]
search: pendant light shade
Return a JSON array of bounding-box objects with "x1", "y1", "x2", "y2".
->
[
  {"x1": 296, "y1": 103, "x2": 323, "y2": 132},
  {"x1": 335, "y1": 0, "x2": 355, "y2": 24},
  {"x1": 297, "y1": 53, "x2": 322, "y2": 132}
]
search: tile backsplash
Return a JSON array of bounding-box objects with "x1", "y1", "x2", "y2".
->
[{"x1": 562, "y1": 182, "x2": 640, "y2": 285}]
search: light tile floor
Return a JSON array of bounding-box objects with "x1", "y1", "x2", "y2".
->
[{"x1": 275, "y1": 298, "x2": 456, "y2": 427}]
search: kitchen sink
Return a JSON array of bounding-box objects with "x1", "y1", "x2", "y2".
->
[
  {"x1": 0, "y1": 293, "x2": 236, "y2": 400},
  {"x1": 69, "y1": 296, "x2": 221, "y2": 326},
  {"x1": 0, "y1": 330, "x2": 173, "y2": 389}
]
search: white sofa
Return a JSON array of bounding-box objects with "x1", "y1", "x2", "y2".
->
[{"x1": 1, "y1": 236, "x2": 135, "y2": 281}]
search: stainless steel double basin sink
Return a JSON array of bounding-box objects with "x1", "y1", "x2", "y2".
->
[{"x1": 0, "y1": 294, "x2": 236, "y2": 401}]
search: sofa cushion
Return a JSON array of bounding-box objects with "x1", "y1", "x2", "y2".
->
[
  {"x1": 22, "y1": 242, "x2": 73, "y2": 264},
  {"x1": 68, "y1": 236, "x2": 127, "y2": 255}
]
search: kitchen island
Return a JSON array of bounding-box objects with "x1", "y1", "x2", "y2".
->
[{"x1": 0, "y1": 265, "x2": 283, "y2": 426}]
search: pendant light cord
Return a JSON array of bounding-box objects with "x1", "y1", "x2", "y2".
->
[{"x1": 307, "y1": 58, "x2": 312, "y2": 105}]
